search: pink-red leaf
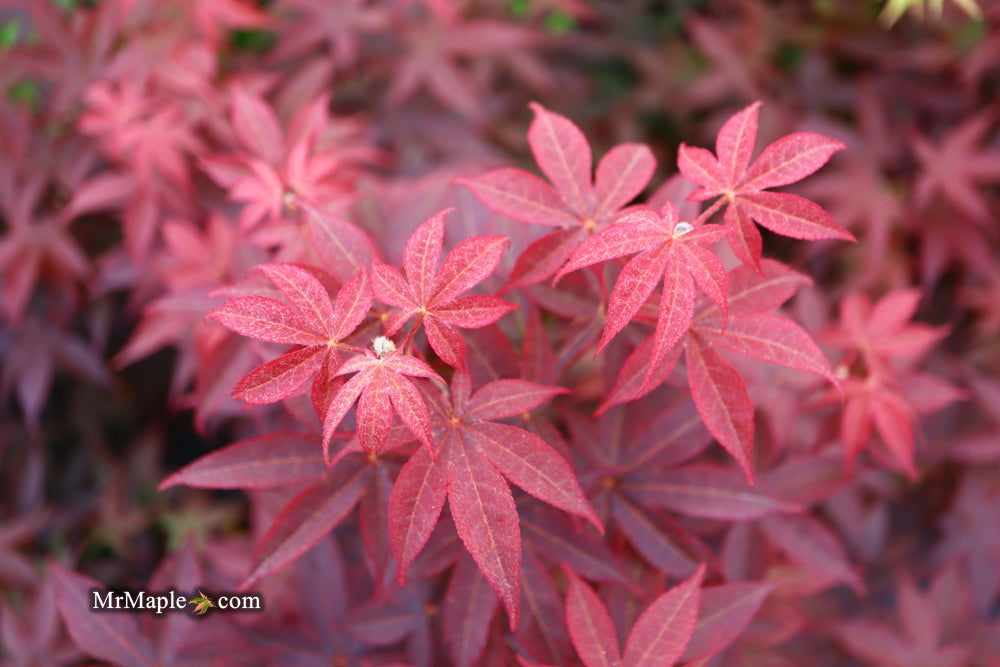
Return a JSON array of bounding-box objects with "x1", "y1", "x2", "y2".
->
[
  {"x1": 432, "y1": 235, "x2": 509, "y2": 305},
  {"x1": 598, "y1": 247, "x2": 668, "y2": 351},
  {"x1": 644, "y1": 253, "x2": 696, "y2": 387},
  {"x1": 694, "y1": 313, "x2": 834, "y2": 381},
  {"x1": 680, "y1": 581, "x2": 776, "y2": 662},
  {"x1": 737, "y1": 193, "x2": 854, "y2": 241},
  {"x1": 231, "y1": 87, "x2": 284, "y2": 164},
  {"x1": 51, "y1": 563, "x2": 157, "y2": 667},
  {"x1": 593, "y1": 144, "x2": 656, "y2": 219},
  {"x1": 208, "y1": 296, "x2": 325, "y2": 345},
  {"x1": 389, "y1": 444, "x2": 448, "y2": 586},
  {"x1": 257, "y1": 263, "x2": 336, "y2": 337},
  {"x1": 302, "y1": 203, "x2": 379, "y2": 283},
  {"x1": 685, "y1": 337, "x2": 755, "y2": 483},
  {"x1": 716, "y1": 101, "x2": 761, "y2": 183},
  {"x1": 457, "y1": 169, "x2": 576, "y2": 228},
  {"x1": 447, "y1": 434, "x2": 522, "y2": 629},
  {"x1": 331, "y1": 269, "x2": 373, "y2": 341},
  {"x1": 444, "y1": 555, "x2": 500, "y2": 667},
  {"x1": 474, "y1": 421, "x2": 601, "y2": 531},
  {"x1": 564, "y1": 566, "x2": 621, "y2": 667},
  {"x1": 624, "y1": 466, "x2": 801, "y2": 521},
  {"x1": 742, "y1": 132, "x2": 845, "y2": 191},
  {"x1": 232, "y1": 345, "x2": 326, "y2": 404},
  {"x1": 435, "y1": 295, "x2": 518, "y2": 328},
  {"x1": 528, "y1": 103, "x2": 593, "y2": 213},
  {"x1": 159, "y1": 432, "x2": 325, "y2": 490},
  {"x1": 597, "y1": 339, "x2": 683, "y2": 415},
  {"x1": 466, "y1": 380, "x2": 568, "y2": 421},
  {"x1": 622, "y1": 563, "x2": 705, "y2": 667},
  {"x1": 241, "y1": 464, "x2": 368, "y2": 589},
  {"x1": 404, "y1": 209, "x2": 448, "y2": 301}
]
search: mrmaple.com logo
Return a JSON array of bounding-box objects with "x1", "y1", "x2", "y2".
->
[{"x1": 91, "y1": 589, "x2": 262, "y2": 615}]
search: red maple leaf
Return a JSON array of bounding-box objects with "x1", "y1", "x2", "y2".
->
[
  {"x1": 568, "y1": 399, "x2": 801, "y2": 579},
  {"x1": 459, "y1": 102, "x2": 656, "y2": 289},
  {"x1": 835, "y1": 568, "x2": 978, "y2": 667},
  {"x1": 597, "y1": 259, "x2": 832, "y2": 482},
  {"x1": 824, "y1": 288, "x2": 954, "y2": 478},
  {"x1": 200, "y1": 88, "x2": 354, "y2": 233},
  {"x1": 389, "y1": 372, "x2": 599, "y2": 630},
  {"x1": 207, "y1": 263, "x2": 371, "y2": 414},
  {"x1": 677, "y1": 101, "x2": 853, "y2": 269},
  {"x1": 912, "y1": 110, "x2": 1000, "y2": 223},
  {"x1": 386, "y1": 16, "x2": 542, "y2": 119},
  {"x1": 319, "y1": 337, "x2": 442, "y2": 460},
  {"x1": 555, "y1": 202, "x2": 729, "y2": 390},
  {"x1": 371, "y1": 208, "x2": 515, "y2": 370}
]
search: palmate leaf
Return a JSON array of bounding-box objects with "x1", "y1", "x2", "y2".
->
[
  {"x1": 597, "y1": 260, "x2": 832, "y2": 482},
  {"x1": 207, "y1": 264, "x2": 371, "y2": 407},
  {"x1": 459, "y1": 103, "x2": 655, "y2": 289},
  {"x1": 389, "y1": 373, "x2": 598, "y2": 629},
  {"x1": 240, "y1": 461, "x2": 370, "y2": 589},
  {"x1": 825, "y1": 288, "x2": 954, "y2": 477},
  {"x1": 320, "y1": 343, "x2": 442, "y2": 460},
  {"x1": 371, "y1": 208, "x2": 515, "y2": 370},
  {"x1": 555, "y1": 202, "x2": 728, "y2": 390},
  {"x1": 51, "y1": 564, "x2": 157, "y2": 667},
  {"x1": 678, "y1": 102, "x2": 853, "y2": 269}
]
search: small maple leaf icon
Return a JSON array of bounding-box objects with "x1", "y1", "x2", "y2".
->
[{"x1": 188, "y1": 591, "x2": 215, "y2": 615}]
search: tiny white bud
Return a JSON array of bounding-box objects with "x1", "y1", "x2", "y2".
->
[
  {"x1": 373, "y1": 336, "x2": 396, "y2": 358},
  {"x1": 673, "y1": 222, "x2": 694, "y2": 238}
]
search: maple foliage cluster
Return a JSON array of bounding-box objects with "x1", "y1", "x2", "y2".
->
[{"x1": 2, "y1": 0, "x2": 1000, "y2": 665}]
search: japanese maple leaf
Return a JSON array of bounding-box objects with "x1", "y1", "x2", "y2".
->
[
  {"x1": 200, "y1": 90, "x2": 371, "y2": 268},
  {"x1": 0, "y1": 171, "x2": 89, "y2": 324},
  {"x1": 554, "y1": 202, "x2": 728, "y2": 389},
  {"x1": 567, "y1": 400, "x2": 801, "y2": 579},
  {"x1": 677, "y1": 101, "x2": 853, "y2": 270},
  {"x1": 458, "y1": 102, "x2": 655, "y2": 289},
  {"x1": 935, "y1": 469, "x2": 1000, "y2": 613},
  {"x1": 80, "y1": 80, "x2": 201, "y2": 191},
  {"x1": 52, "y1": 540, "x2": 219, "y2": 667},
  {"x1": 272, "y1": 0, "x2": 390, "y2": 68},
  {"x1": 321, "y1": 336, "x2": 442, "y2": 459},
  {"x1": 0, "y1": 574, "x2": 80, "y2": 666},
  {"x1": 563, "y1": 563, "x2": 705, "y2": 667},
  {"x1": 835, "y1": 568, "x2": 975, "y2": 666},
  {"x1": 0, "y1": 318, "x2": 112, "y2": 432},
  {"x1": 207, "y1": 263, "x2": 371, "y2": 412},
  {"x1": 388, "y1": 372, "x2": 600, "y2": 629},
  {"x1": 387, "y1": 17, "x2": 541, "y2": 119},
  {"x1": 596, "y1": 260, "x2": 832, "y2": 481},
  {"x1": 160, "y1": 428, "x2": 408, "y2": 592},
  {"x1": 823, "y1": 289, "x2": 953, "y2": 478},
  {"x1": 371, "y1": 208, "x2": 515, "y2": 370},
  {"x1": 0, "y1": 511, "x2": 48, "y2": 588},
  {"x1": 912, "y1": 110, "x2": 1000, "y2": 223}
]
